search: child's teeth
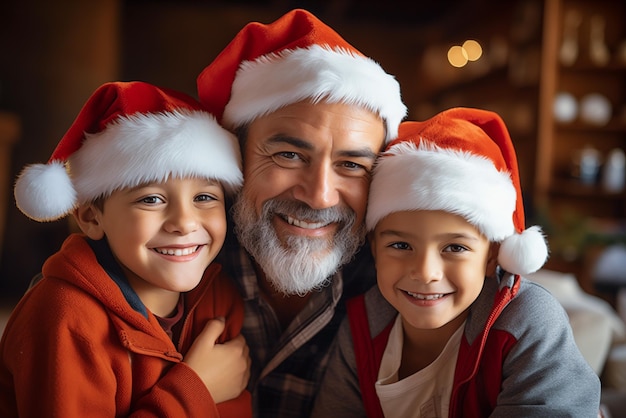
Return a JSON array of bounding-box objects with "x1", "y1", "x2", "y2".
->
[{"x1": 407, "y1": 291, "x2": 444, "y2": 300}]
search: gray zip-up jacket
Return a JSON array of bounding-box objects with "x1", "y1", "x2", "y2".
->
[{"x1": 312, "y1": 272, "x2": 601, "y2": 417}]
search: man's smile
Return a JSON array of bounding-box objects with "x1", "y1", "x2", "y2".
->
[{"x1": 283, "y1": 214, "x2": 332, "y2": 229}]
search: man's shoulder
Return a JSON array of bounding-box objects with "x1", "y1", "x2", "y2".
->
[
  {"x1": 343, "y1": 286, "x2": 396, "y2": 341},
  {"x1": 340, "y1": 242, "x2": 376, "y2": 299}
]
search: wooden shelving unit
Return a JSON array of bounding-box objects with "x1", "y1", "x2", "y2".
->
[{"x1": 536, "y1": 0, "x2": 626, "y2": 292}]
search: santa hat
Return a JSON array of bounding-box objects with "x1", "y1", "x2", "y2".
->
[
  {"x1": 14, "y1": 81, "x2": 242, "y2": 222},
  {"x1": 366, "y1": 107, "x2": 548, "y2": 276},
  {"x1": 197, "y1": 8, "x2": 407, "y2": 142}
]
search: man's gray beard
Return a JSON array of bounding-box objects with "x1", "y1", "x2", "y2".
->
[{"x1": 231, "y1": 195, "x2": 366, "y2": 296}]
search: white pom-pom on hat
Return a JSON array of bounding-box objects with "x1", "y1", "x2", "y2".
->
[
  {"x1": 14, "y1": 161, "x2": 76, "y2": 222},
  {"x1": 499, "y1": 226, "x2": 549, "y2": 275},
  {"x1": 367, "y1": 108, "x2": 549, "y2": 276},
  {"x1": 14, "y1": 81, "x2": 242, "y2": 223}
]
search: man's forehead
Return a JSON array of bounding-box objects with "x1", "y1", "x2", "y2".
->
[{"x1": 248, "y1": 103, "x2": 384, "y2": 146}]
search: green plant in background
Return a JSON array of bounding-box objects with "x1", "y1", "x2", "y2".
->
[{"x1": 531, "y1": 205, "x2": 626, "y2": 262}]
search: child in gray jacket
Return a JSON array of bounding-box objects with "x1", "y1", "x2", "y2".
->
[{"x1": 312, "y1": 107, "x2": 601, "y2": 417}]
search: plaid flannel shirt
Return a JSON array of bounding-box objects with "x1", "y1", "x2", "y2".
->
[{"x1": 218, "y1": 222, "x2": 376, "y2": 418}]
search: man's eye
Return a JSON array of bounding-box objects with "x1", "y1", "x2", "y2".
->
[
  {"x1": 339, "y1": 161, "x2": 373, "y2": 177},
  {"x1": 342, "y1": 161, "x2": 364, "y2": 170},
  {"x1": 276, "y1": 151, "x2": 299, "y2": 160},
  {"x1": 271, "y1": 151, "x2": 304, "y2": 168}
]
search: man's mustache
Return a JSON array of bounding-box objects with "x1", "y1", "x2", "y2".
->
[{"x1": 261, "y1": 199, "x2": 355, "y2": 226}]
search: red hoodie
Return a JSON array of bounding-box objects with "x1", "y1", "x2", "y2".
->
[{"x1": 0, "y1": 234, "x2": 251, "y2": 417}]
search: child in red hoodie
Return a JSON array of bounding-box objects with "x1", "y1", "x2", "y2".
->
[{"x1": 0, "y1": 81, "x2": 251, "y2": 417}]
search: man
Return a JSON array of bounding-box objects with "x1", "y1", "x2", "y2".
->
[{"x1": 197, "y1": 9, "x2": 406, "y2": 417}]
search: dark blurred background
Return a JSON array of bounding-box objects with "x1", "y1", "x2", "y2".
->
[{"x1": 0, "y1": 0, "x2": 624, "y2": 304}]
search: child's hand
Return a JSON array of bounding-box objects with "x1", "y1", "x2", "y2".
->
[{"x1": 183, "y1": 318, "x2": 251, "y2": 403}]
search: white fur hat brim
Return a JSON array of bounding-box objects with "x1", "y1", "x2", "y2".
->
[
  {"x1": 367, "y1": 141, "x2": 517, "y2": 238},
  {"x1": 14, "y1": 110, "x2": 242, "y2": 222},
  {"x1": 367, "y1": 140, "x2": 548, "y2": 276},
  {"x1": 224, "y1": 45, "x2": 407, "y2": 142}
]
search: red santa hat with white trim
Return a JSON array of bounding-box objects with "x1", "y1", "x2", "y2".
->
[
  {"x1": 366, "y1": 107, "x2": 549, "y2": 276},
  {"x1": 197, "y1": 8, "x2": 407, "y2": 142},
  {"x1": 14, "y1": 81, "x2": 242, "y2": 222}
]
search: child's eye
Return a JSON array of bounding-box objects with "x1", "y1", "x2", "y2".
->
[
  {"x1": 195, "y1": 193, "x2": 218, "y2": 202},
  {"x1": 389, "y1": 242, "x2": 411, "y2": 251},
  {"x1": 443, "y1": 244, "x2": 468, "y2": 253},
  {"x1": 139, "y1": 195, "x2": 163, "y2": 205}
]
